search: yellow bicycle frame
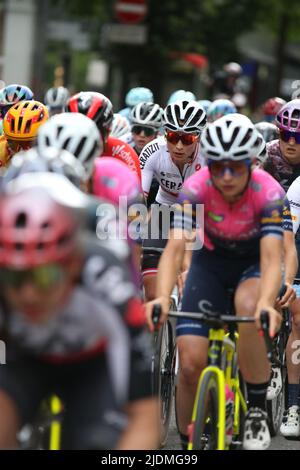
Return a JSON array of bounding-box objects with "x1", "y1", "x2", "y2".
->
[
  {"x1": 188, "y1": 327, "x2": 247, "y2": 450},
  {"x1": 49, "y1": 395, "x2": 63, "y2": 450}
]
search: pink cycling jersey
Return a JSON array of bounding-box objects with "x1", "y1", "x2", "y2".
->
[
  {"x1": 93, "y1": 157, "x2": 142, "y2": 206},
  {"x1": 173, "y1": 167, "x2": 289, "y2": 256}
]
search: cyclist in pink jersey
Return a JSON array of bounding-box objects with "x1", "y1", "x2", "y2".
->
[
  {"x1": 146, "y1": 114, "x2": 287, "y2": 450},
  {"x1": 92, "y1": 157, "x2": 145, "y2": 286},
  {"x1": 93, "y1": 157, "x2": 142, "y2": 206}
]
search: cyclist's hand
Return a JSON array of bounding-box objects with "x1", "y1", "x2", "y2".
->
[
  {"x1": 278, "y1": 282, "x2": 296, "y2": 308},
  {"x1": 145, "y1": 296, "x2": 170, "y2": 333},
  {"x1": 255, "y1": 306, "x2": 282, "y2": 338}
]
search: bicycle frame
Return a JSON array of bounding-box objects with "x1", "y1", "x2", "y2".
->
[{"x1": 188, "y1": 326, "x2": 246, "y2": 449}]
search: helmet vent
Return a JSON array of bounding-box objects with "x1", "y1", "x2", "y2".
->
[
  {"x1": 56, "y1": 125, "x2": 63, "y2": 138},
  {"x1": 239, "y1": 129, "x2": 252, "y2": 147},
  {"x1": 24, "y1": 119, "x2": 32, "y2": 134},
  {"x1": 16, "y1": 212, "x2": 27, "y2": 228},
  {"x1": 41, "y1": 221, "x2": 50, "y2": 230},
  {"x1": 74, "y1": 137, "x2": 87, "y2": 159}
]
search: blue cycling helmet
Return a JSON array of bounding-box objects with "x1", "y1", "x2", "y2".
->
[
  {"x1": 0, "y1": 83, "x2": 34, "y2": 119},
  {"x1": 125, "y1": 87, "x2": 153, "y2": 108},
  {"x1": 198, "y1": 100, "x2": 212, "y2": 114},
  {"x1": 167, "y1": 89, "x2": 196, "y2": 106},
  {"x1": 207, "y1": 98, "x2": 237, "y2": 122}
]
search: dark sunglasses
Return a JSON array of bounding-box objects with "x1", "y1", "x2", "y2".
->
[
  {"x1": 131, "y1": 125, "x2": 156, "y2": 137},
  {"x1": 279, "y1": 129, "x2": 300, "y2": 144},
  {"x1": 165, "y1": 131, "x2": 199, "y2": 146},
  {"x1": 0, "y1": 264, "x2": 66, "y2": 290},
  {"x1": 208, "y1": 159, "x2": 252, "y2": 178}
]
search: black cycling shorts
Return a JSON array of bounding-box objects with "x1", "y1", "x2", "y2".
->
[
  {"x1": 141, "y1": 203, "x2": 174, "y2": 276},
  {"x1": 177, "y1": 248, "x2": 260, "y2": 338}
]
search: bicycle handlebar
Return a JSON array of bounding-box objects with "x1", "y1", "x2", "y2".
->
[{"x1": 152, "y1": 304, "x2": 275, "y2": 361}]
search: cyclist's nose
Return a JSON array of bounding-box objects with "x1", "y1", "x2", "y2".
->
[
  {"x1": 222, "y1": 167, "x2": 233, "y2": 179},
  {"x1": 175, "y1": 139, "x2": 184, "y2": 149},
  {"x1": 288, "y1": 136, "x2": 296, "y2": 145}
]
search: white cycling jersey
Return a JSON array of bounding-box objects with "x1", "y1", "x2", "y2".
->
[
  {"x1": 140, "y1": 136, "x2": 206, "y2": 205},
  {"x1": 287, "y1": 176, "x2": 300, "y2": 233}
]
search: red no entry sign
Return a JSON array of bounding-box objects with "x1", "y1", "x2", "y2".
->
[{"x1": 115, "y1": 0, "x2": 147, "y2": 24}]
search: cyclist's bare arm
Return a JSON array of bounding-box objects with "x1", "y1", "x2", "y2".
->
[
  {"x1": 116, "y1": 397, "x2": 159, "y2": 450},
  {"x1": 255, "y1": 235, "x2": 283, "y2": 336},
  {"x1": 145, "y1": 228, "x2": 186, "y2": 330}
]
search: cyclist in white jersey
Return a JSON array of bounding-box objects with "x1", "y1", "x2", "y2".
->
[{"x1": 140, "y1": 99, "x2": 207, "y2": 301}]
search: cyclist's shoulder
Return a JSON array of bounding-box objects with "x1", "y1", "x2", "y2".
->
[
  {"x1": 266, "y1": 139, "x2": 283, "y2": 161},
  {"x1": 287, "y1": 175, "x2": 300, "y2": 201},
  {"x1": 180, "y1": 166, "x2": 211, "y2": 199},
  {"x1": 139, "y1": 136, "x2": 166, "y2": 168},
  {"x1": 250, "y1": 169, "x2": 286, "y2": 209},
  {"x1": 251, "y1": 168, "x2": 285, "y2": 191}
]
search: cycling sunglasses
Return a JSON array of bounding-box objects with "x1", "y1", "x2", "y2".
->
[
  {"x1": 131, "y1": 125, "x2": 157, "y2": 137},
  {"x1": 208, "y1": 159, "x2": 252, "y2": 178},
  {"x1": 165, "y1": 131, "x2": 199, "y2": 145},
  {"x1": 0, "y1": 264, "x2": 66, "y2": 291},
  {"x1": 279, "y1": 129, "x2": 300, "y2": 144},
  {"x1": 7, "y1": 139, "x2": 34, "y2": 152}
]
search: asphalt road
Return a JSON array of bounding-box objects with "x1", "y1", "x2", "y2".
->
[{"x1": 165, "y1": 406, "x2": 300, "y2": 450}]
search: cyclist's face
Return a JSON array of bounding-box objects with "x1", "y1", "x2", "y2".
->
[
  {"x1": 3, "y1": 259, "x2": 80, "y2": 324},
  {"x1": 209, "y1": 160, "x2": 250, "y2": 202},
  {"x1": 166, "y1": 137, "x2": 198, "y2": 165},
  {"x1": 279, "y1": 136, "x2": 300, "y2": 164},
  {"x1": 132, "y1": 126, "x2": 157, "y2": 153}
]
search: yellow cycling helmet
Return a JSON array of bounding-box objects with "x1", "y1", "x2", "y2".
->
[{"x1": 3, "y1": 100, "x2": 48, "y2": 141}]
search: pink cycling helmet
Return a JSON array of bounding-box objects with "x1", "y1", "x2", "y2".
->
[
  {"x1": 0, "y1": 188, "x2": 79, "y2": 268},
  {"x1": 276, "y1": 99, "x2": 300, "y2": 132},
  {"x1": 93, "y1": 157, "x2": 141, "y2": 205}
]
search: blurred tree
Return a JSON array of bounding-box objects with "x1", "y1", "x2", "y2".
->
[{"x1": 47, "y1": 0, "x2": 300, "y2": 101}]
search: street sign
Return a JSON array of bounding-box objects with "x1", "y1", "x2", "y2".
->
[
  {"x1": 115, "y1": 0, "x2": 147, "y2": 24},
  {"x1": 102, "y1": 24, "x2": 147, "y2": 46}
]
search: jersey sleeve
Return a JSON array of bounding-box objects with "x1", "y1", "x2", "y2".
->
[
  {"x1": 260, "y1": 197, "x2": 285, "y2": 239},
  {"x1": 141, "y1": 152, "x2": 156, "y2": 198},
  {"x1": 287, "y1": 177, "x2": 300, "y2": 234}
]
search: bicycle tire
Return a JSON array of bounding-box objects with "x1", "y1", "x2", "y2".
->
[
  {"x1": 267, "y1": 325, "x2": 288, "y2": 437},
  {"x1": 152, "y1": 319, "x2": 176, "y2": 447},
  {"x1": 189, "y1": 368, "x2": 226, "y2": 450}
]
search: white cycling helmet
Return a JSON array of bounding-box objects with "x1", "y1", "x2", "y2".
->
[
  {"x1": 110, "y1": 113, "x2": 131, "y2": 138},
  {"x1": 201, "y1": 113, "x2": 263, "y2": 161},
  {"x1": 3, "y1": 147, "x2": 87, "y2": 187},
  {"x1": 130, "y1": 102, "x2": 163, "y2": 130},
  {"x1": 163, "y1": 99, "x2": 207, "y2": 134},
  {"x1": 37, "y1": 112, "x2": 102, "y2": 178},
  {"x1": 44, "y1": 86, "x2": 70, "y2": 109}
]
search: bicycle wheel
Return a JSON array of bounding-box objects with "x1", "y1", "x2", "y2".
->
[
  {"x1": 189, "y1": 368, "x2": 226, "y2": 450},
  {"x1": 267, "y1": 325, "x2": 288, "y2": 436},
  {"x1": 152, "y1": 319, "x2": 176, "y2": 447}
]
